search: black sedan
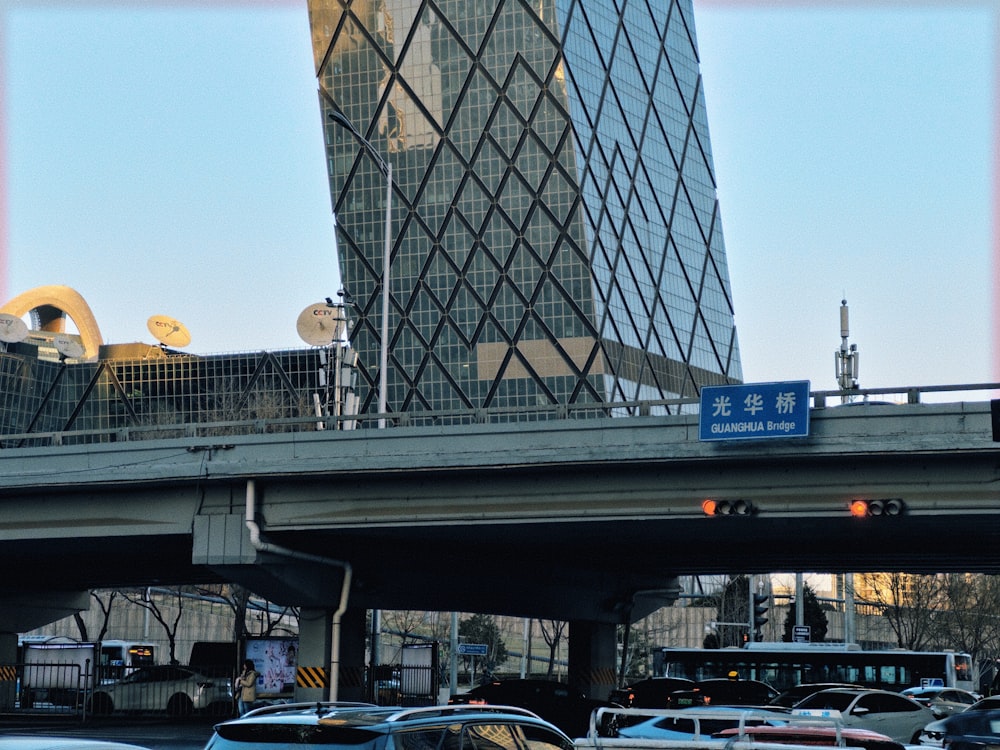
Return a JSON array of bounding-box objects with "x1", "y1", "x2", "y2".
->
[{"x1": 449, "y1": 678, "x2": 619, "y2": 737}]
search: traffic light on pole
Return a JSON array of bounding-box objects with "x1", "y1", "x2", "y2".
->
[{"x1": 752, "y1": 594, "x2": 769, "y2": 641}]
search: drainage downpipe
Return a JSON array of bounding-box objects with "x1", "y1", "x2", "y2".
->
[{"x1": 245, "y1": 479, "x2": 352, "y2": 701}]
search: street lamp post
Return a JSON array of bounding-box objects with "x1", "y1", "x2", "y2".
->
[{"x1": 328, "y1": 110, "x2": 392, "y2": 428}]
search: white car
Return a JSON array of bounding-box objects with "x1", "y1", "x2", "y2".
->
[
  {"x1": 918, "y1": 717, "x2": 949, "y2": 747},
  {"x1": 792, "y1": 688, "x2": 936, "y2": 744},
  {"x1": 617, "y1": 706, "x2": 790, "y2": 740},
  {"x1": 918, "y1": 696, "x2": 1000, "y2": 746},
  {"x1": 902, "y1": 688, "x2": 979, "y2": 718},
  {"x1": 0, "y1": 741, "x2": 150, "y2": 750},
  {"x1": 87, "y1": 665, "x2": 232, "y2": 717}
]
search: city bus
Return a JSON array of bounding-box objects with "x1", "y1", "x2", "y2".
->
[
  {"x1": 652, "y1": 643, "x2": 974, "y2": 693},
  {"x1": 97, "y1": 640, "x2": 156, "y2": 681}
]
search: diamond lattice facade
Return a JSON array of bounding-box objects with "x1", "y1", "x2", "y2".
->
[{"x1": 307, "y1": 0, "x2": 742, "y2": 416}]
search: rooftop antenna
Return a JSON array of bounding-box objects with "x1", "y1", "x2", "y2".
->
[{"x1": 835, "y1": 298, "x2": 859, "y2": 402}]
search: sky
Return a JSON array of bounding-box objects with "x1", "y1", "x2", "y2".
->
[{"x1": 1, "y1": 0, "x2": 997, "y2": 397}]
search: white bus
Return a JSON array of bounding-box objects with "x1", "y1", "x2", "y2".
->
[
  {"x1": 653, "y1": 643, "x2": 974, "y2": 693},
  {"x1": 97, "y1": 640, "x2": 156, "y2": 681}
]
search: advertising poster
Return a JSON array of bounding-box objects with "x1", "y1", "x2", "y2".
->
[{"x1": 245, "y1": 638, "x2": 298, "y2": 696}]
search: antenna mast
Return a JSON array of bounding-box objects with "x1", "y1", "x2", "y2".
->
[{"x1": 834, "y1": 299, "x2": 859, "y2": 402}]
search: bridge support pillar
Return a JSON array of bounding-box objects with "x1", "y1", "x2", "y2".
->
[
  {"x1": 568, "y1": 621, "x2": 617, "y2": 701},
  {"x1": 337, "y1": 607, "x2": 367, "y2": 702},
  {"x1": 295, "y1": 606, "x2": 368, "y2": 703},
  {"x1": 0, "y1": 632, "x2": 15, "y2": 710},
  {"x1": 296, "y1": 608, "x2": 333, "y2": 704}
]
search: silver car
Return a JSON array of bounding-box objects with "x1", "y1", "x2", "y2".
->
[
  {"x1": 87, "y1": 665, "x2": 232, "y2": 717},
  {"x1": 793, "y1": 688, "x2": 936, "y2": 744},
  {"x1": 903, "y1": 688, "x2": 979, "y2": 719}
]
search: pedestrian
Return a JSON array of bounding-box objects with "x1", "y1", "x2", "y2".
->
[{"x1": 235, "y1": 659, "x2": 259, "y2": 716}]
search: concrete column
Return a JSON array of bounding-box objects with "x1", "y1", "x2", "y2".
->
[
  {"x1": 296, "y1": 608, "x2": 333, "y2": 704},
  {"x1": 0, "y1": 633, "x2": 16, "y2": 710},
  {"x1": 337, "y1": 607, "x2": 368, "y2": 703},
  {"x1": 567, "y1": 621, "x2": 617, "y2": 701}
]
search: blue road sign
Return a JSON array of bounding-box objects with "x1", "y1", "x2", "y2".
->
[
  {"x1": 457, "y1": 643, "x2": 488, "y2": 656},
  {"x1": 700, "y1": 381, "x2": 810, "y2": 441}
]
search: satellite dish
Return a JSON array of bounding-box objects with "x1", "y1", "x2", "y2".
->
[
  {"x1": 0, "y1": 313, "x2": 28, "y2": 343},
  {"x1": 147, "y1": 315, "x2": 191, "y2": 348},
  {"x1": 53, "y1": 334, "x2": 86, "y2": 359},
  {"x1": 296, "y1": 303, "x2": 347, "y2": 347}
]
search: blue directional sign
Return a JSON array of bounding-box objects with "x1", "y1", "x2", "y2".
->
[
  {"x1": 457, "y1": 643, "x2": 488, "y2": 656},
  {"x1": 700, "y1": 381, "x2": 810, "y2": 441}
]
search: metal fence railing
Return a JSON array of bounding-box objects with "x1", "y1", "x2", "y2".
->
[
  {"x1": 0, "y1": 662, "x2": 86, "y2": 717},
  {"x1": 2, "y1": 341, "x2": 998, "y2": 450}
]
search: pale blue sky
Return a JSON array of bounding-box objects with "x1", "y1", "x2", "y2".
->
[{"x1": 2, "y1": 1, "x2": 996, "y2": 394}]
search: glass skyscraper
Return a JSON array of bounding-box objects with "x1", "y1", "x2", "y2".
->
[{"x1": 307, "y1": 0, "x2": 742, "y2": 417}]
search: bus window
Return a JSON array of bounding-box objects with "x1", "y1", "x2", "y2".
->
[
  {"x1": 881, "y1": 665, "x2": 901, "y2": 688},
  {"x1": 99, "y1": 642, "x2": 155, "y2": 682},
  {"x1": 954, "y1": 654, "x2": 972, "y2": 688},
  {"x1": 128, "y1": 646, "x2": 155, "y2": 667}
]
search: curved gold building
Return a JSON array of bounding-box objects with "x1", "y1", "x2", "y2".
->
[{"x1": 0, "y1": 284, "x2": 104, "y2": 360}]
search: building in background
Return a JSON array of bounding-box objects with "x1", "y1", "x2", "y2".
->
[{"x1": 307, "y1": 0, "x2": 742, "y2": 417}]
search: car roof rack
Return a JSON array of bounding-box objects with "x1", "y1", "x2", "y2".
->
[
  {"x1": 242, "y1": 701, "x2": 377, "y2": 718},
  {"x1": 382, "y1": 704, "x2": 543, "y2": 722}
]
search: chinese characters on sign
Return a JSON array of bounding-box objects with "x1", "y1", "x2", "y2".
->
[{"x1": 699, "y1": 381, "x2": 811, "y2": 441}]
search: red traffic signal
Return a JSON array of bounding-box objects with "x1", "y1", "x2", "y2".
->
[
  {"x1": 701, "y1": 499, "x2": 755, "y2": 516},
  {"x1": 849, "y1": 498, "x2": 905, "y2": 517}
]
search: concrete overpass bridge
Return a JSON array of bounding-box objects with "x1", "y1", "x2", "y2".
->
[{"x1": 3, "y1": 384, "x2": 1000, "y2": 699}]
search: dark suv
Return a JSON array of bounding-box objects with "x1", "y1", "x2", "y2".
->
[
  {"x1": 940, "y1": 708, "x2": 1000, "y2": 750},
  {"x1": 205, "y1": 702, "x2": 576, "y2": 750}
]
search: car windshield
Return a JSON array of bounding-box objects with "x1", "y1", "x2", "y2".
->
[
  {"x1": 210, "y1": 724, "x2": 382, "y2": 748},
  {"x1": 797, "y1": 692, "x2": 856, "y2": 712}
]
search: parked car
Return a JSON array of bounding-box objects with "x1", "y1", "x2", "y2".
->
[
  {"x1": 921, "y1": 694, "x2": 1000, "y2": 744},
  {"x1": 716, "y1": 723, "x2": 905, "y2": 750},
  {"x1": 617, "y1": 706, "x2": 788, "y2": 740},
  {"x1": 770, "y1": 683, "x2": 864, "y2": 708},
  {"x1": 792, "y1": 688, "x2": 936, "y2": 743},
  {"x1": 0, "y1": 741, "x2": 150, "y2": 750},
  {"x1": 205, "y1": 702, "x2": 575, "y2": 750},
  {"x1": 920, "y1": 718, "x2": 951, "y2": 747},
  {"x1": 965, "y1": 697, "x2": 1000, "y2": 712},
  {"x1": 938, "y1": 708, "x2": 1000, "y2": 750},
  {"x1": 919, "y1": 707, "x2": 1000, "y2": 748},
  {"x1": 609, "y1": 677, "x2": 695, "y2": 708},
  {"x1": 86, "y1": 664, "x2": 232, "y2": 717},
  {"x1": 667, "y1": 678, "x2": 780, "y2": 708},
  {"x1": 450, "y1": 678, "x2": 619, "y2": 738},
  {"x1": 902, "y1": 688, "x2": 979, "y2": 719},
  {"x1": 924, "y1": 694, "x2": 1000, "y2": 742}
]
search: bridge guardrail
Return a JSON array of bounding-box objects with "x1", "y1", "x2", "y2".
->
[{"x1": 2, "y1": 382, "x2": 999, "y2": 450}]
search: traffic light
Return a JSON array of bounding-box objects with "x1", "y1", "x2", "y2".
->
[
  {"x1": 752, "y1": 594, "x2": 769, "y2": 641},
  {"x1": 701, "y1": 499, "x2": 756, "y2": 516},
  {"x1": 849, "y1": 498, "x2": 905, "y2": 517}
]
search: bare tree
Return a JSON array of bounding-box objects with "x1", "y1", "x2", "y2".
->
[
  {"x1": 121, "y1": 587, "x2": 186, "y2": 664},
  {"x1": 72, "y1": 612, "x2": 89, "y2": 642},
  {"x1": 537, "y1": 619, "x2": 567, "y2": 677},
  {"x1": 857, "y1": 573, "x2": 945, "y2": 650},
  {"x1": 938, "y1": 574, "x2": 1000, "y2": 686},
  {"x1": 89, "y1": 590, "x2": 119, "y2": 643},
  {"x1": 383, "y1": 610, "x2": 433, "y2": 645}
]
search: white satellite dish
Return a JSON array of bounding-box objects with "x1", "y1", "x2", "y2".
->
[
  {"x1": 0, "y1": 313, "x2": 28, "y2": 343},
  {"x1": 147, "y1": 315, "x2": 191, "y2": 348},
  {"x1": 53, "y1": 333, "x2": 86, "y2": 359},
  {"x1": 296, "y1": 303, "x2": 348, "y2": 347}
]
